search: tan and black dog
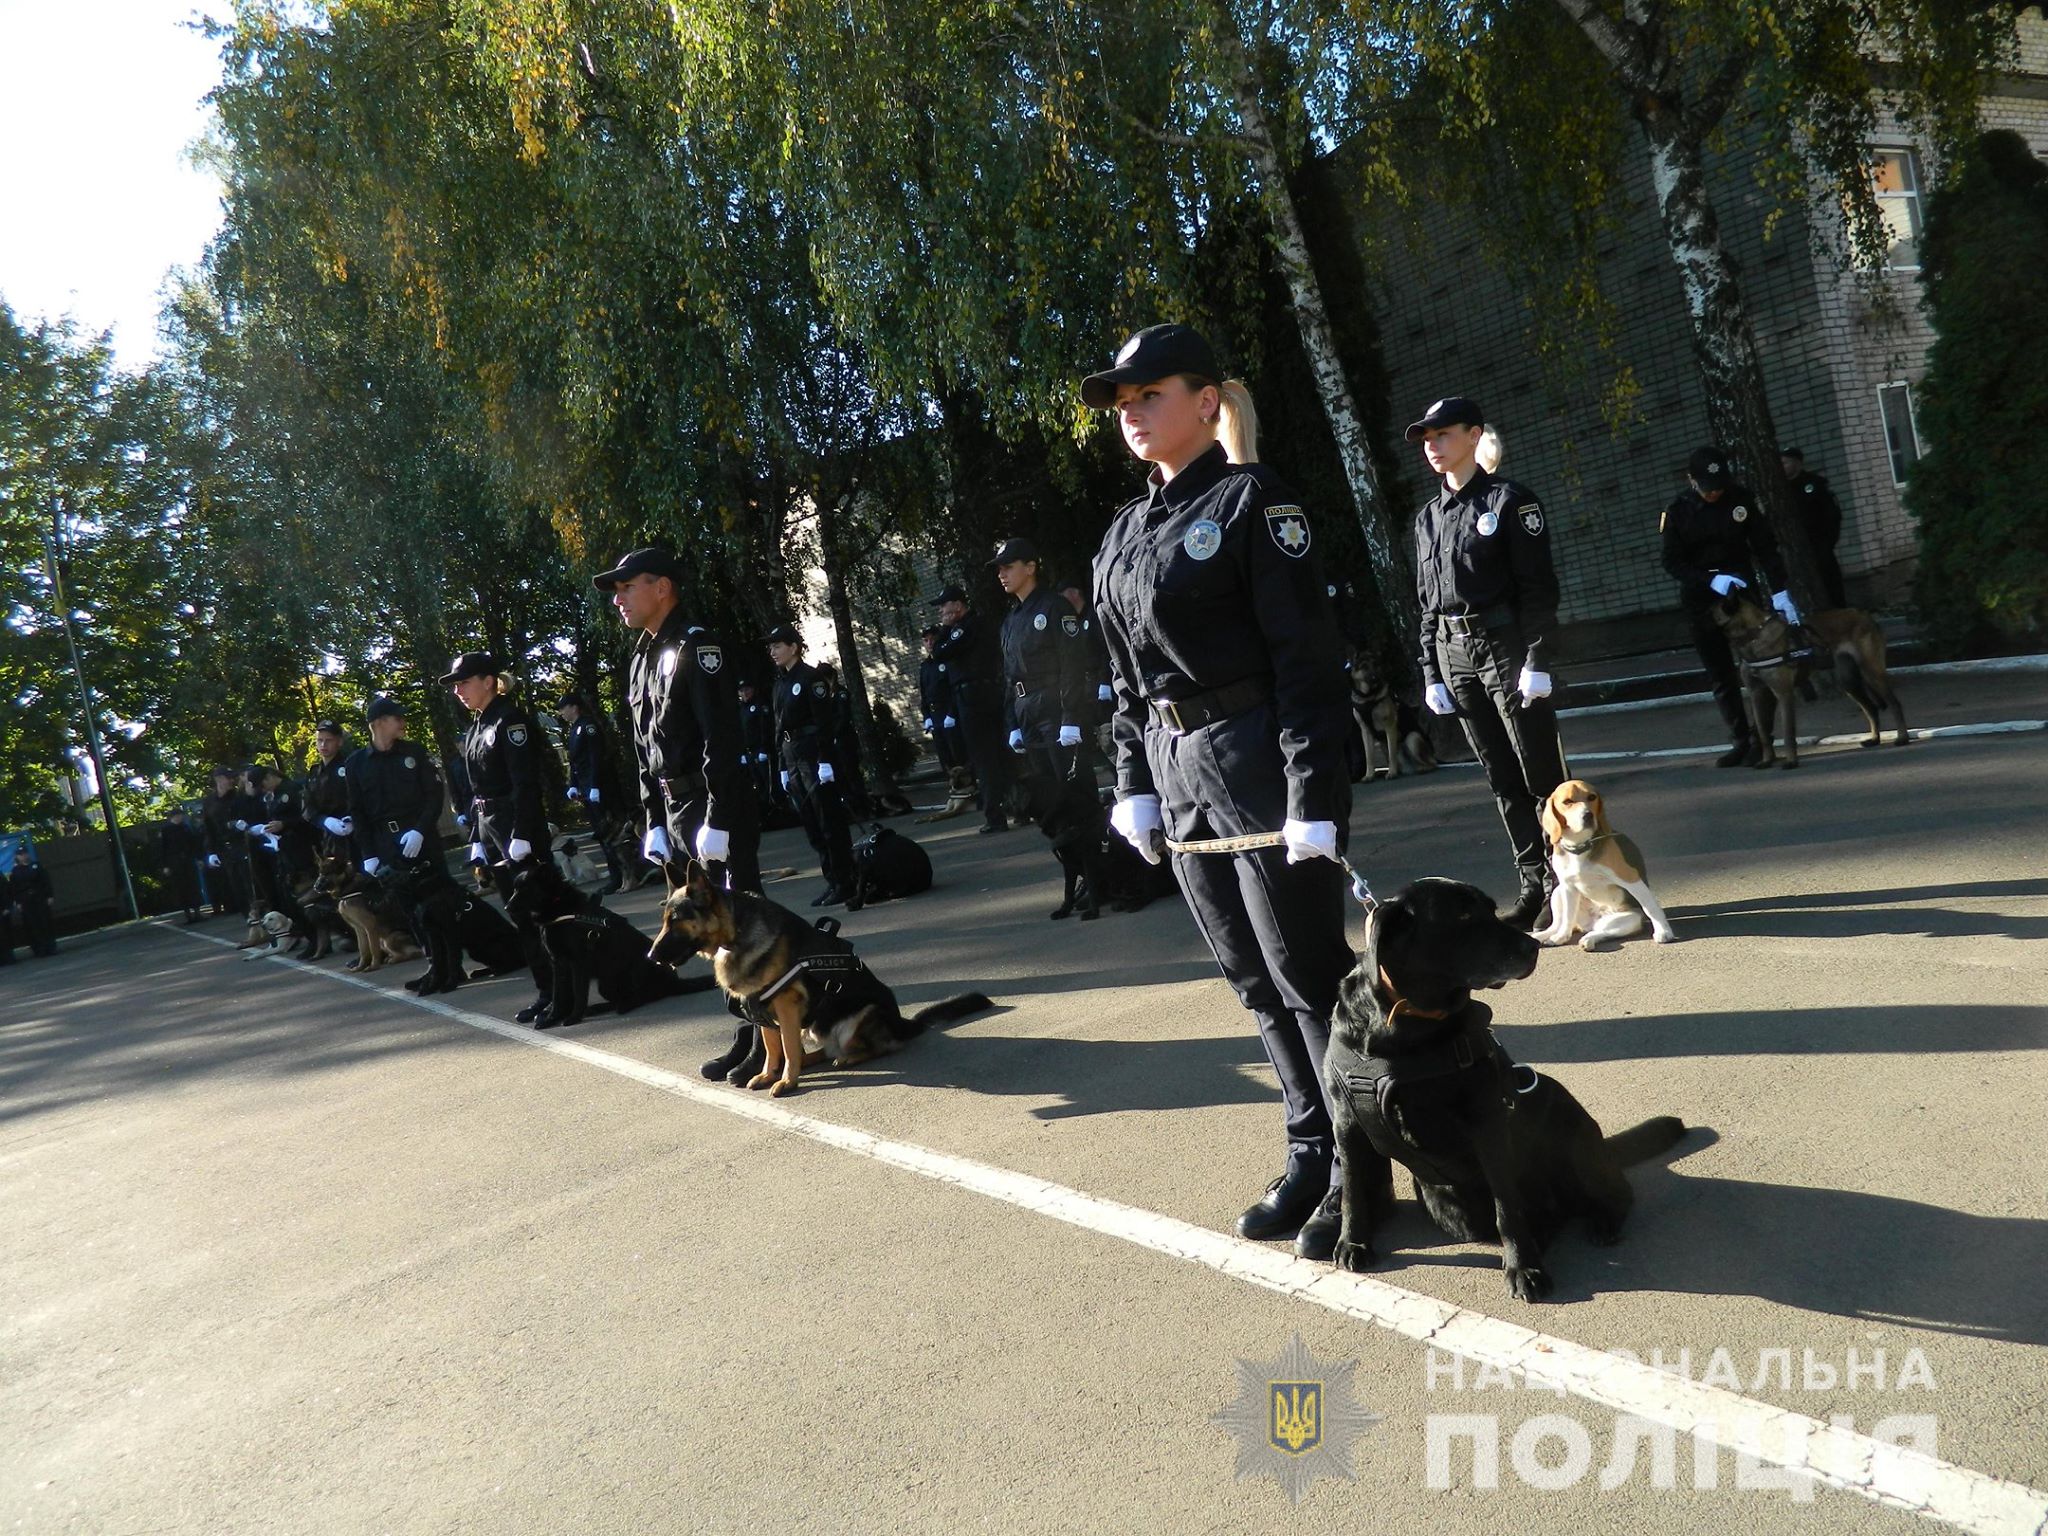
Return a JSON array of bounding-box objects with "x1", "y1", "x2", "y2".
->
[
  {"x1": 650, "y1": 863, "x2": 992, "y2": 1095},
  {"x1": 1711, "y1": 595, "x2": 1908, "y2": 767},
  {"x1": 316, "y1": 853, "x2": 420, "y2": 973},
  {"x1": 1348, "y1": 647, "x2": 1439, "y2": 781},
  {"x1": 1534, "y1": 780, "x2": 1677, "y2": 950}
]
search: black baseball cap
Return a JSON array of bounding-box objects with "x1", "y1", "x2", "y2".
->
[
  {"x1": 1404, "y1": 396, "x2": 1485, "y2": 441},
  {"x1": 990, "y1": 536, "x2": 1040, "y2": 567},
  {"x1": 365, "y1": 695, "x2": 405, "y2": 723},
  {"x1": 314, "y1": 719, "x2": 344, "y2": 736},
  {"x1": 763, "y1": 622, "x2": 801, "y2": 647},
  {"x1": 1080, "y1": 324, "x2": 1222, "y2": 409},
  {"x1": 919, "y1": 624, "x2": 942, "y2": 639},
  {"x1": 440, "y1": 651, "x2": 500, "y2": 685},
  {"x1": 210, "y1": 764, "x2": 237, "y2": 779},
  {"x1": 590, "y1": 546, "x2": 683, "y2": 592},
  {"x1": 1687, "y1": 447, "x2": 1735, "y2": 491},
  {"x1": 1779, "y1": 446, "x2": 1805, "y2": 461},
  {"x1": 931, "y1": 585, "x2": 967, "y2": 605}
]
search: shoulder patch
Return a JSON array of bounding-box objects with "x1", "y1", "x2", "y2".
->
[
  {"x1": 1060, "y1": 614, "x2": 1080, "y2": 638},
  {"x1": 812, "y1": 682, "x2": 829, "y2": 699},
  {"x1": 696, "y1": 644, "x2": 723, "y2": 675},
  {"x1": 508, "y1": 724, "x2": 528, "y2": 747},
  {"x1": 1519, "y1": 504, "x2": 1544, "y2": 536},
  {"x1": 1265, "y1": 506, "x2": 1311, "y2": 558}
]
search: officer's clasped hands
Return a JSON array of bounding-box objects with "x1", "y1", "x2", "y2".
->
[
  {"x1": 1110, "y1": 795, "x2": 1164, "y2": 866},
  {"x1": 322, "y1": 815, "x2": 351, "y2": 837},
  {"x1": 1425, "y1": 682, "x2": 1457, "y2": 716}
]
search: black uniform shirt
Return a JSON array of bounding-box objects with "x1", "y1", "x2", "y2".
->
[
  {"x1": 201, "y1": 790, "x2": 260, "y2": 859},
  {"x1": 931, "y1": 612, "x2": 1002, "y2": 689},
  {"x1": 740, "y1": 698, "x2": 776, "y2": 762},
  {"x1": 462, "y1": 696, "x2": 549, "y2": 847},
  {"x1": 303, "y1": 754, "x2": 351, "y2": 826},
  {"x1": 161, "y1": 819, "x2": 203, "y2": 865},
  {"x1": 1091, "y1": 441, "x2": 1348, "y2": 824},
  {"x1": 917, "y1": 656, "x2": 954, "y2": 725},
  {"x1": 1661, "y1": 484, "x2": 1786, "y2": 607},
  {"x1": 627, "y1": 608, "x2": 744, "y2": 831},
  {"x1": 564, "y1": 717, "x2": 606, "y2": 795},
  {"x1": 1792, "y1": 473, "x2": 1844, "y2": 552},
  {"x1": 343, "y1": 740, "x2": 444, "y2": 837},
  {"x1": 999, "y1": 584, "x2": 1090, "y2": 737},
  {"x1": 1413, "y1": 468, "x2": 1561, "y2": 685},
  {"x1": 770, "y1": 660, "x2": 842, "y2": 768}
]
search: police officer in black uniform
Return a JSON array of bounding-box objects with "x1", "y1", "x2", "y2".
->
[
  {"x1": 200, "y1": 764, "x2": 257, "y2": 921},
  {"x1": 304, "y1": 721, "x2": 356, "y2": 861},
  {"x1": 592, "y1": 546, "x2": 761, "y2": 895},
  {"x1": 930, "y1": 585, "x2": 1013, "y2": 833},
  {"x1": 1084, "y1": 322, "x2": 1378, "y2": 1262},
  {"x1": 1780, "y1": 447, "x2": 1848, "y2": 608},
  {"x1": 558, "y1": 691, "x2": 625, "y2": 894},
  {"x1": 1663, "y1": 446, "x2": 1798, "y2": 767},
  {"x1": 160, "y1": 807, "x2": 205, "y2": 923},
  {"x1": 1409, "y1": 396, "x2": 1568, "y2": 928},
  {"x1": 248, "y1": 763, "x2": 311, "y2": 938},
  {"x1": 1058, "y1": 581, "x2": 1114, "y2": 783},
  {"x1": 764, "y1": 623, "x2": 856, "y2": 905},
  {"x1": 446, "y1": 654, "x2": 556, "y2": 1013},
  {"x1": 344, "y1": 696, "x2": 446, "y2": 877},
  {"x1": 11, "y1": 854, "x2": 57, "y2": 958},
  {"x1": 994, "y1": 537, "x2": 1090, "y2": 800},
  {"x1": 737, "y1": 679, "x2": 783, "y2": 813},
  {"x1": 917, "y1": 626, "x2": 967, "y2": 773}
]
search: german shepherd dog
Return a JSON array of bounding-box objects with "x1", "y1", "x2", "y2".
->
[
  {"x1": 650, "y1": 863, "x2": 993, "y2": 1095},
  {"x1": 915, "y1": 765, "x2": 981, "y2": 824},
  {"x1": 1711, "y1": 594, "x2": 1908, "y2": 768},
  {"x1": 1347, "y1": 647, "x2": 1439, "y2": 781},
  {"x1": 316, "y1": 853, "x2": 421, "y2": 972},
  {"x1": 505, "y1": 861, "x2": 713, "y2": 1028},
  {"x1": 1326, "y1": 878, "x2": 1690, "y2": 1301}
]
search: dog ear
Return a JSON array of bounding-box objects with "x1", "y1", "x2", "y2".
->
[
  {"x1": 1358, "y1": 897, "x2": 1409, "y2": 991},
  {"x1": 1589, "y1": 788, "x2": 1612, "y2": 838},
  {"x1": 1538, "y1": 788, "x2": 1566, "y2": 850}
]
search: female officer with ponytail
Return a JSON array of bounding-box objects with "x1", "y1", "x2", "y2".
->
[{"x1": 1084, "y1": 323, "x2": 1385, "y2": 1262}]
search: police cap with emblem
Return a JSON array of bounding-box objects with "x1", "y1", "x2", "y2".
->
[
  {"x1": 930, "y1": 585, "x2": 967, "y2": 605},
  {"x1": 364, "y1": 695, "x2": 405, "y2": 723},
  {"x1": 314, "y1": 719, "x2": 344, "y2": 736},
  {"x1": 439, "y1": 651, "x2": 500, "y2": 686},
  {"x1": 1403, "y1": 395, "x2": 1485, "y2": 442},
  {"x1": 210, "y1": 763, "x2": 237, "y2": 780},
  {"x1": 1779, "y1": 446, "x2": 1805, "y2": 462},
  {"x1": 989, "y1": 536, "x2": 1040, "y2": 567},
  {"x1": 1686, "y1": 446, "x2": 1735, "y2": 493},
  {"x1": 763, "y1": 622, "x2": 802, "y2": 647},
  {"x1": 1080, "y1": 323, "x2": 1222, "y2": 409},
  {"x1": 589, "y1": 545, "x2": 683, "y2": 593}
]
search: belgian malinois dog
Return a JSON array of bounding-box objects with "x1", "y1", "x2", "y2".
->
[
  {"x1": 1711, "y1": 594, "x2": 1908, "y2": 768},
  {"x1": 649, "y1": 863, "x2": 992, "y2": 1096}
]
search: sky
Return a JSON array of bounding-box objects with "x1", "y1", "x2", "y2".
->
[{"x1": 0, "y1": 2, "x2": 229, "y2": 371}]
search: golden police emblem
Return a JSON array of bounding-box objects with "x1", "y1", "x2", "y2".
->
[{"x1": 1213, "y1": 1332, "x2": 1378, "y2": 1504}]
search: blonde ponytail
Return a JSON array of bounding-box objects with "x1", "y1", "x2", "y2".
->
[
  {"x1": 1217, "y1": 378, "x2": 1259, "y2": 465},
  {"x1": 1477, "y1": 425, "x2": 1504, "y2": 474}
]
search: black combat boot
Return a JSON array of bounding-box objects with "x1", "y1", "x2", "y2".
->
[
  {"x1": 1237, "y1": 1155, "x2": 1330, "y2": 1242},
  {"x1": 1499, "y1": 865, "x2": 1552, "y2": 931}
]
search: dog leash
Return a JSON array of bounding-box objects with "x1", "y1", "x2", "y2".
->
[{"x1": 1159, "y1": 829, "x2": 1377, "y2": 910}]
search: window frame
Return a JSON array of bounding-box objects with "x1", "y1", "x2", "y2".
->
[
  {"x1": 1876, "y1": 380, "x2": 1926, "y2": 487},
  {"x1": 1870, "y1": 145, "x2": 1927, "y2": 273}
]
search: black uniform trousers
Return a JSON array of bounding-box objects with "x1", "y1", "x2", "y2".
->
[
  {"x1": 165, "y1": 858, "x2": 202, "y2": 918},
  {"x1": 215, "y1": 850, "x2": 253, "y2": 919},
  {"x1": 1150, "y1": 706, "x2": 1356, "y2": 1179},
  {"x1": 1435, "y1": 619, "x2": 1568, "y2": 876},
  {"x1": 783, "y1": 756, "x2": 854, "y2": 890},
  {"x1": 950, "y1": 678, "x2": 1013, "y2": 827},
  {"x1": 473, "y1": 803, "x2": 554, "y2": 993},
  {"x1": 1683, "y1": 604, "x2": 1752, "y2": 747},
  {"x1": 659, "y1": 784, "x2": 763, "y2": 895},
  {"x1": 17, "y1": 891, "x2": 57, "y2": 958}
]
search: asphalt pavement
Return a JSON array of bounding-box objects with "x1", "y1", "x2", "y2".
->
[{"x1": 4, "y1": 667, "x2": 2045, "y2": 1535}]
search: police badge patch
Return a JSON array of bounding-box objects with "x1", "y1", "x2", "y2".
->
[
  {"x1": 1266, "y1": 507, "x2": 1311, "y2": 558},
  {"x1": 1033, "y1": 613, "x2": 1047, "y2": 631},
  {"x1": 696, "y1": 645, "x2": 723, "y2": 675},
  {"x1": 791, "y1": 681, "x2": 803, "y2": 696},
  {"x1": 813, "y1": 682, "x2": 828, "y2": 699},
  {"x1": 404, "y1": 757, "x2": 416, "y2": 770},
  {"x1": 1183, "y1": 519, "x2": 1222, "y2": 561},
  {"x1": 1732, "y1": 505, "x2": 1749, "y2": 523},
  {"x1": 1519, "y1": 504, "x2": 1544, "y2": 535},
  {"x1": 1060, "y1": 615, "x2": 1080, "y2": 638},
  {"x1": 1476, "y1": 510, "x2": 1500, "y2": 537},
  {"x1": 508, "y1": 725, "x2": 527, "y2": 746}
]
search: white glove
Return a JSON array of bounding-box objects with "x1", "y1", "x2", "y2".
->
[
  {"x1": 1097, "y1": 684, "x2": 1112, "y2": 703},
  {"x1": 1709, "y1": 573, "x2": 1747, "y2": 597},
  {"x1": 755, "y1": 753, "x2": 768, "y2": 764},
  {"x1": 1282, "y1": 819, "x2": 1339, "y2": 865},
  {"x1": 587, "y1": 787, "x2": 600, "y2": 804},
  {"x1": 362, "y1": 857, "x2": 382, "y2": 876},
  {"x1": 1772, "y1": 590, "x2": 1800, "y2": 624},
  {"x1": 454, "y1": 813, "x2": 469, "y2": 829},
  {"x1": 1518, "y1": 668, "x2": 1553, "y2": 702},
  {"x1": 695, "y1": 824, "x2": 730, "y2": 863},
  {"x1": 507, "y1": 837, "x2": 533, "y2": 862},
  {"x1": 207, "y1": 854, "x2": 222, "y2": 868},
  {"x1": 469, "y1": 842, "x2": 486, "y2": 864},
  {"x1": 740, "y1": 754, "x2": 750, "y2": 767},
  {"x1": 231, "y1": 819, "x2": 248, "y2": 832},
  {"x1": 643, "y1": 826, "x2": 671, "y2": 863},
  {"x1": 942, "y1": 716, "x2": 956, "y2": 729},
  {"x1": 260, "y1": 833, "x2": 281, "y2": 852},
  {"x1": 567, "y1": 786, "x2": 582, "y2": 800},
  {"x1": 923, "y1": 717, "x2": 935, "y2": 733},
  {"x1": 398, "y1": 829, "x2": 424, "y2": 859},
  {"x1": 816, "y1": 761, "x2": 836, "y2": 784},
  {"x1": 1008, "y1": 729, "x2": 1025, "y2": 751},
  {"x1": 1425, "y1": 683, "x2": 1456, "y2": 716},
  {"x1": 321, "y1": 816, "x2": 349, "y2": 837},
  {"x1": 1058, "y1": 725, "x2": 1083, "y2": 748},
  {"x1": 780, "y1": 771, "x2": 791, "y2": 791},
  {"x1": 1109, "y1": 795, "x2": 1164, "y2": 866}
]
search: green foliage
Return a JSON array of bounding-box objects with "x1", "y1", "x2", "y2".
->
[{"x1": 1908, "y1": 129, "x2": 2048, "y2": 651}]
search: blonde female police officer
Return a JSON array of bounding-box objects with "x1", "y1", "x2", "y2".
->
[{"x1": 1084, "y1": 323, "x2": 1386, "y2": 1262}]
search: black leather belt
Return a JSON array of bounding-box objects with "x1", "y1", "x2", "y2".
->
[
  {"x1": 661, "y1": 774, "x2": 707, "y2": 801},
  {"x1": 1148, "y1": 676, "x2": 1271, "y2": 735},
  {"x1": 1436, "y1": 604, "x2": 1516, "y2": 638}
]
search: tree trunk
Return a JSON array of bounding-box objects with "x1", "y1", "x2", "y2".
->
[
  {"x1": 816, "y1": 493, "x2": 893, "y2": 795},
  {"x1": 1224, "y1": 48, "x2": 1419, "y2": 641}
]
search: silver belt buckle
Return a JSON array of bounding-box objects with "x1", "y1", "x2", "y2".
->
[{"x1": 1153, "y1": 698, "x2": 1186, "y2": 734}]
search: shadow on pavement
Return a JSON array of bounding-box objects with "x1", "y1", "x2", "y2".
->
[
  {"x1": 1669, "y1": 876, "x2": 2048, "y2": 941},
  {"x1": 1497, "y1": 1002, "x2": 2048, "y2": 1063}
]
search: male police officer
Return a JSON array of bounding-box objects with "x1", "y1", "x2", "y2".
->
[
  {"x1": 593, "y1": 547, "x2": 761, "y2": 894},
  {"x1": 1780, "y1": 447, "x2": 1848, "y2": 608},
  {"x1": 765, "y1": 624, "x2": 856, "y2": 905},
  {"x1": 1058, "y1": 582, "x2": 1114, "y2": 782},
  {"x1": 200, "y1": 765, "x2": 256, "y2": 921},
  {"x1": 994, "y1": 537, "x2": 1091, "y2": 798},
  {"x1": 1410, "y1": 395, "x2": 1568, "y2": 928},
  {"x1": 558, "y1": 691, "x2": 626, "y2": 894},
  {"x1": 160, "y1": 806, "x2": 204, "y2": 923},
  {"x1": 447, "y1": 654, "x2": 556, "y2": 1013},
  {"x1": 737, "y1": 679, "x2": 782, "y2": 811},
  {"x1": 304, "y1": 720, "x2": 356, "y2": 860},
  {"x1": 931, "y1": 584, "x2": 1013, "y2": 832},
  {"x1": 1663, "y1": 447, "x2": 1798, "y2": 767},
  {"x1": 11, "y1": 854, "x2": 57, "y2": 958},
  {"x1": 344, "y1": 697, "x2": 445, "y2": 874}
]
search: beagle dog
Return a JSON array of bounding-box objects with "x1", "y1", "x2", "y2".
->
[{"x1": 1534, "y1": 780, "x2": 1677, "y2": 950}]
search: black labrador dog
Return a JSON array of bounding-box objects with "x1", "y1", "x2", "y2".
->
[
  {"x1": 1026, "y1": 773, "x2": 1108, "y2": 921},
  {"x1": 506, "y1": 862, "x2": 714, "y2": 1029},
  {"x1": 389, "y1": 862, "x2": 527, "y2": 995},
  {"x1": 1325, "y1": 877, "x2": 1688, "y2": 1301}
]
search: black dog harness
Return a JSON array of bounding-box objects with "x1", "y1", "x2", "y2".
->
[{"x1": 734, "y1": 917, "x2": 888, "y2": 1028}]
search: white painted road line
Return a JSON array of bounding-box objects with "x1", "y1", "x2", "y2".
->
[{"x1": 172, "y1": 926, "x2": 2048, "y2": 1536}]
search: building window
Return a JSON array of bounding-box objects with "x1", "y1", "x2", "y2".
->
[
  {"x1": 1877, "y1": 381, "x2": 1924, "y2": 485},
  {"x1": 1871, "y1": 148, "x2": 1925, "y2": 270}
]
